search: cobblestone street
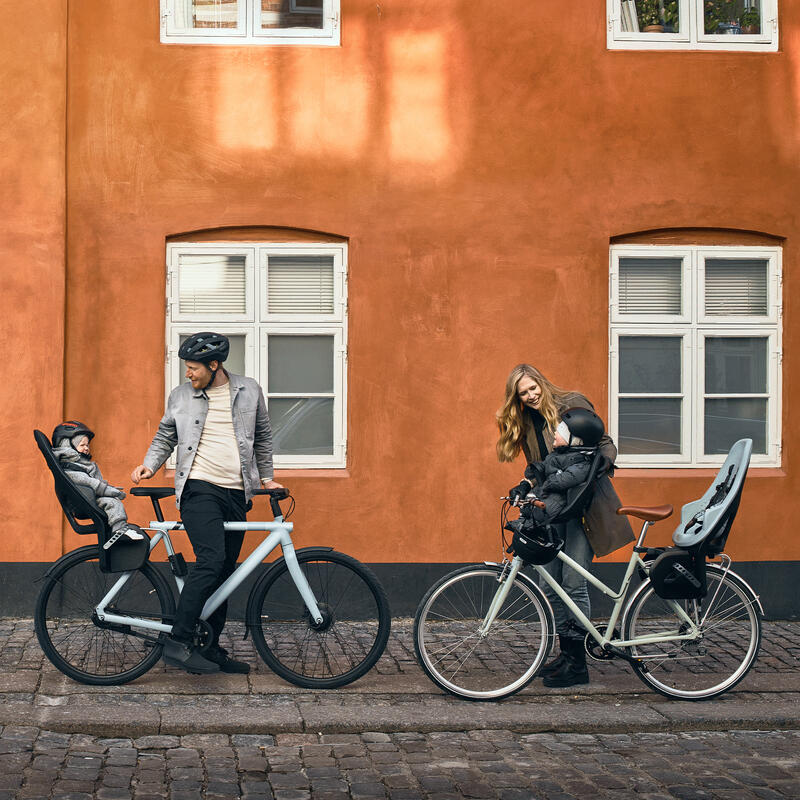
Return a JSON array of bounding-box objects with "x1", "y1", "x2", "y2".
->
[{"x1": 0, "y1": 726, "x2": 798, "y2": 800}]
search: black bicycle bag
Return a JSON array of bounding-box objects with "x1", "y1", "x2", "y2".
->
[{"x1": 649, "y1": 547, "x2": 707, "y2": 600}]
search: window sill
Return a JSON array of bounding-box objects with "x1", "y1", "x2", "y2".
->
[{"x1": 615, "y1": 467, "x2": 785, "y2": 479}]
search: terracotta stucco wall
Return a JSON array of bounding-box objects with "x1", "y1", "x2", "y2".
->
[
  {"x1": 0, "y1": 1, "x2": 67, "y2": 561},
  {"x1": 9, "y1": 1, "x2": 799, "y2": 565}
]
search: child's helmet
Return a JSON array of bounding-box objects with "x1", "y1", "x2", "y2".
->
[
  {"x1": 178, "y1": 332, "x2": 230, "y2": 364},
  {"x1": 560, "y1": 407, "x2": 605, "y2": 447},
  {"x1": 52, "y1": 420, "x2": 95, "y2": 447}
]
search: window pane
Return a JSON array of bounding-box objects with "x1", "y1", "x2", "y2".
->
[
  {"x1": 705, "y1": 399, "x2": 767, "y2": 454},
  {"x1": 173, "y1": 0, "x2": 239, "y2": 29},
  {"x1": 268, "y1": 335, "x2": 333, "y2": 393},
  {"x1": 178, "y1": 254, "x2": 247, "y2": 315},
  {"x1": 260, "y1": 0, "x2": 324, "y2": 30},
  {"x1": 629, "y1": 0, "x2": 681, "y2": 32},
  {"x1": 619, "y1": 336, "x2": 681, "y2": 393},
  {"x1": 618, "y1": 398, "x2": 681, "y2": 455},
  {"x1": 705, "y1": 0, "x2": 761, "y2": 34},
  {"x1": 269, "y1": 398, "x2": 333, "y2": 455},
  {"x1": 705, "y1": 258, "x2": 768, "y2": 315},
  {"x1": 705, "y1": 337, "x2": 767, "y2": 394},
  {"x1": 267, "y1": 255, "x2": 334, "y2": 314},
  {"x1": 618, "y1": 258, "x2": 682, "y2": 315},
  {"x1": 179, "y1": 334, "x2": 246, "y2": 379}
]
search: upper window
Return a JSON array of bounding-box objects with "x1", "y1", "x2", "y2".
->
[
  {"x1": 609, "y1": 245, "x2": 782, "y2": 467},
  {"x1": 161, "y1": 0, "x2": 340, "y2": 45},
  {"x1": 607, "y1": 0, "x2": 778, "y2": 51},
  {"x1": 166, "y1": 242, "x2": 348, "y2": 468}
]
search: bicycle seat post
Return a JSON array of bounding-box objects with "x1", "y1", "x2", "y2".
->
[{"x1": 150, "y1": 497, "x2": 165, "y2": 523}]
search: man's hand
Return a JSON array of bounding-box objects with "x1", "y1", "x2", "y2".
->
[
  {"x1": 262, "y1": 479, "x2": 284, "y2": 490},
  {"x1": 131, "y1": 464, "x2": 154, "y2": 484}
]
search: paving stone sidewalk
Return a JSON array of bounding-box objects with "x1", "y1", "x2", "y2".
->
[
  {"x1": 0, "y1": 618, "x2": 798, "y2": 737},
  {"x1": 0, "y1": 726, "x2": 798, "y2": 800}
]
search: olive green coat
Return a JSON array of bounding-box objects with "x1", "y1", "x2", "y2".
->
[{"x1": 520, "y1": 392, "x2": 634, "y2": 557}]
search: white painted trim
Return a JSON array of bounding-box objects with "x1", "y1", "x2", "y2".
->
[
  {"x1": 609, "y1": 244, "x2": 782, "y2": 468},
  {"x1": 607, "y1": 0, "x2": 778, "y2": 52}
]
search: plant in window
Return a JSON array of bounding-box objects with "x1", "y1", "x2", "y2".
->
[
  {"x1": 704, "y1": 0, "x2": 739, "y2": 34},
  {"x1": 637, "y1": 0, "x2": 664, "y2": 31},
  {"x1": 662, "y1": 0, "x2": 679, "y2": 32},
  {"x1": 739, "y1": 6, "x2": 760, "y2": 33}
]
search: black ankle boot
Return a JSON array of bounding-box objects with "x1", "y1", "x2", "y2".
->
[
  {"x1": 540, "y1": 634, "x2": 569, "y2": 679},
  {"x1": 542, "y1": 636, "x2": 589, "y2": 688}
]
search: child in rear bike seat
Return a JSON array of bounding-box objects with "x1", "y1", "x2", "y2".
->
[
  {"x1": 510, "y1": 409, "x2": 599, "y2": 531},
  {"x1": 52, "y1": 420, "x2": 144, "y2": 542}
]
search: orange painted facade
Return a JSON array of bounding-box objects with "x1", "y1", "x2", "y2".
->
[{"x1": 3, "y1": 1, "x2": 799, "y2": 568}]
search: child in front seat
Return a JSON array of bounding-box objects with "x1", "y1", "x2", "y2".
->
[
  {"x1": 508, "y1": 408, "x2": 601, "y2": 532},
  {"x1": 52, "y1": 420, "x2": 144, "y2": 542}
]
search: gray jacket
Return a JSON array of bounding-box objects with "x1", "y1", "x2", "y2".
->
[
  {"x1": 143, "y1": 372, "x2": 274, "y2": 507},
  {"x1": 54, "y1": 441, "x2": 126, "y2": 501}
]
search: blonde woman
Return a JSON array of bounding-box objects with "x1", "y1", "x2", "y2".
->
[{"x1": 497, "y1": 364, "x2": 632, "y2": 688}]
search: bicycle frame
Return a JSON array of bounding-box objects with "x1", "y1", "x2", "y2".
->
[
  {"x1": 93, "y1": 513, "x2": 324, "y2": 636},
  {"x1": 489, "y1": 520, "x2": 708, "y2": 654}
]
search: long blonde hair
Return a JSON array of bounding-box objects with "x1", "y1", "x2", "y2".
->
[{"x1": 495, "y1": 364, "x2": 573, "y2": 462}]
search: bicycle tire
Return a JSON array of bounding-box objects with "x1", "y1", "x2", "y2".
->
[
  {"x1": 34, "y1": 545, "x2": 175, "y2": 686},
  {"x1": 621, "y1": 563, "x2": 762, "y2": 700},
  {"x1": 413, "y1": 564, "x2": 555, "y2": 700},
  {"x1": 247, "y1": 550, "x2": 391, "y2": 689}
]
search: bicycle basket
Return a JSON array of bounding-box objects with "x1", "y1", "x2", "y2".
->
[
  {"x1": 507, "y1": 520, "x2": 564, "y2": 565},
  {"x1": 649, "y1": 547, "x2": 707, "y2": 600}
]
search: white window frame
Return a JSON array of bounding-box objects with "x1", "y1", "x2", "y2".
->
[
  {"x1": 609, "y1": 244, "x2": 782, "y2": 467},
  {"x1": 166, "y1": 241, "x2": 348, "y2": 469},
  {"x1": 161, "y1": 0, "x2": 340, "y2": 46},
  {"x1": 607, "y1": 0, "x2": 779, "y2": 51}
]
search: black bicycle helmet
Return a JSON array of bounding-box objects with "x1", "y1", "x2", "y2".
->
[
  {"x1": 178, "y1": 332, "x2": 230, "y2": 364},
  {"x1": 560, "y1": 407, "x2": 605, "y2": 447},
  {"x1": 52, "y1": 420, "x2": 95, "y2": 448}
]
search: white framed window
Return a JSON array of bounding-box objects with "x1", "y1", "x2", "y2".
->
[
  {"x1": 607, "y1": 0, "x2": 778, "y2": 51},
  {"x1": 609, "y1": 245, "x2": 781, "y2": 467},
  {"x1": 166, "y1": 242, "x2": 348, "y2": 468},
  {"x1": 161, "y1": 0, "x2": 340, "y2": 46}
]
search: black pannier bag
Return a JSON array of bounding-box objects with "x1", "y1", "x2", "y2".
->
[
  {"x1": 34, "y1": 430, "x2": 150, "y2": 573},
  {"x1": 649, "y1": 547, "x2": 707, "y2": 600}
]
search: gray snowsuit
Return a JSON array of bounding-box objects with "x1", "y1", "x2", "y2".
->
[
  {"x1": 53, "y1": 440, "x2": 129, "y2": 533},
  {"x1": 523, "y1": 447, "x2": 594, "y2": 523}
]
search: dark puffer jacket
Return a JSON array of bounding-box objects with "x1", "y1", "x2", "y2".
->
[{"x1": 524, "y1": 447, "x2": 593, "y2": 520}]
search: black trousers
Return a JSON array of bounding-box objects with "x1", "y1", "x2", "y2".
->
[{"x1": 171, "y1": 479, "x2": 248, "y2": 646}]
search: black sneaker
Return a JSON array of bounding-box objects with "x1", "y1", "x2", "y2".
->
[
  {"x1": 162, "y1": 638, "x2": 220, "y2": 674},
  {"x1": 206, "y1": 646, "x2": 250, "y2": 674}
]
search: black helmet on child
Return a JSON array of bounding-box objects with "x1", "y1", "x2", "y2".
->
[
  {"x1": 51, "y1": 420, "x2": 95, "y2": 448},
  {"x1": 178, "y1": 332, "x2": 230, "y2": 364},
  {"x1": 560, "y1": 407, "x2": 605, "y2": 447}
]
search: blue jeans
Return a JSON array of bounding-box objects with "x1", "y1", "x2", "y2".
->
[{"x1": 538, "y1": 517, "x2": 592, "y2": 635}]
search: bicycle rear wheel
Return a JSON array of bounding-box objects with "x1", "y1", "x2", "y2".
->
[
  {"x1": 622, "y1": 564, "x2": 762, "y2": 700},
  {"x1": 248, "y1": 550, "x2": 391, "y2": 689},
  {"x1": 34, "y1": 545, "x2": 175, "y2": 685},
  {"x1": 413, "y1": 564, "x2": 554, "y2": 700}
]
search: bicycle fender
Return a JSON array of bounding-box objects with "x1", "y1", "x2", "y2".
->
[
  {"x1": 243, "y1": 546, "x2": 335, "y2": 636},
  {"x1": 40, "y1": 545, "x2": 99, "y2": 580}
]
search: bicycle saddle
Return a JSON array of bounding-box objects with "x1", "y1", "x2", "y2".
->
[{"x1": 130, "y1": 487, "x2": 175, "y2": 499}]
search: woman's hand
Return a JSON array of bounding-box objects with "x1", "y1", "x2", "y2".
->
[
  {"x1": 262, "y1": 479, "x2": 284, "y2": 490},
  {"x1": 508, "y1": 478, "x2": 532, "y2": 503},
  {"x1": 131, "y1": 464, "x2": 154, "y2": 484}
]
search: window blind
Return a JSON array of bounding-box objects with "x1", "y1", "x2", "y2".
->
[
  {"x1": 178, "y1": 254, "x2": 247, "y2": 314},
  {"x1": 705, "y1": 259, "x2": 768, "y2": 316},
  {"x1": 619, "y1": 257, "x2": 682, "y2": 315},
  {"x1": 267, "y1": 255, "x2": 335, "y2": 314}
]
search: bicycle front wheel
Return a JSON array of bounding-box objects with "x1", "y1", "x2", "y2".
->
[
  {"x1": 248, "y1": 550, "x2": 391, "y2": 689},
  {"x1": 622, "y1": 563, "x2": 762, "y2": 700},
  {"x1": 34, "y1": 546, "x2": 175, "y2": 685},
  {"x1": 413, "y1": 564, "x2": 554, "y2": 701}
]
